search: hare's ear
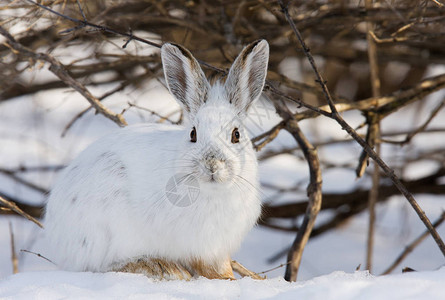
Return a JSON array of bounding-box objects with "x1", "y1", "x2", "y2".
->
[
  {"x1": 161, "y1": 43, "x2": 210, "y2": 118},
  {"x1": 224, "y1": 40, "x2": 269, "y2": 116}
]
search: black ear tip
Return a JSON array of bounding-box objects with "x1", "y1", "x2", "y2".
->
[
  {"x1": 251, "y1": 39, "x2": 268, "y2": 47},
  {"x1": 161, "y1": 42, "x2": 193, "y2": 59},
  {"x1": 243, "y1": 40, "x2": 269, "y2": 56},
  {"x1": 161, "y1": 42, "x2": 175, "y2": 50},
  {"x1": 161, "y1": 43, "x2": 175, "y2": 57}
]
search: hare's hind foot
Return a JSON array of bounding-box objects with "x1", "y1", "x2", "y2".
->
[
  {"x1": 115, "y1": 257, "x2": 193, "y2": 280},
  {"x1": 188, "y1": 258, "x2": 235, "y2": 280},
  {"x1": 114, "y1": 257, "x2": 235, "y2": 280}
]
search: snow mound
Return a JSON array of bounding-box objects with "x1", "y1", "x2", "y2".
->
[{"x1": 1, "y1": 268, "x2": 444, "y2": 300}]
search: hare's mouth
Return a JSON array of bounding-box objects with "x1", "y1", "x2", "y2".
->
[
  {"x1": 197, "y1": 166, "x2": 232, "y2": 184},
  {"x1": 202, "y1": 171, "x2": 231, "y2": 183}
]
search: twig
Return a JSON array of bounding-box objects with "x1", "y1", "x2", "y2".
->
[
  {"x1": 61, "y1": 106, "x2": 91, "y2": 138},
  {"x1": 357, "y1": 0, "x2": 382, "y2": 179},
  {"x1": 0, "y1": 196, "x2": 43, "y2": 228},
  {"x1": 0, "y1": 168, "x2": 48, "y2": 194},
  {"x1": 430, "y1": 0, "x2": 444, "y2": 7},
  {"x1": 369, "y1": 31, "x2": 409, "y2": 44},
  {"x1": 283, "y1": 118, "x2": 322, "y2": 282},
  {"x1": 381, "y1": 211, "x2": 445, "y2": 275},
  {"x1": 61, "y1": 79, "x2": 136, "y2": 137},
  {"x1": 25, "y1": 0, "x2": 161, "y2": 49},
  {"x1": 0, "y1": 25, "x2": 127, "y2": 128},
  {"x1": 277, "y1": 1, "x2": 337, "y2": 115},
  {"x1": 263, "y1": 173, "x2": 445, "y2": 264},
  {"x1": 259, "y1": 127, "x2": 445, "y2": 161},
  {"x1": 388, "y1": 98, "x2": 445, "y2": 145},
  {"x1": 251, "y1": 121, "x2": 285, "y2": 151},
  {"x1": 0, "y1": 192, "x2": 43, "y2": 219},
  {"x1": 20, "y1": 249, "x2": 56, "y2": 265},
  {"x1": 126, "y1": 102, "x2": 181, "y2": 124},
  {"x1": 61, "y1": 68, "x2": 156, "y2": 137},
  {"x1": 76, "y1": 0, "x2": 87, "y2": 22},
  {"x1": 365, "y1": 8, "x2": 381, "y2": 100},
  {"x1": 231, "y1": 260, "x2": 265, "y2": 280},
  {"x1": 364, "y1": 0, "x2": 381, "y2": 271},
  {"x1": 9, "y1": 222, "x2": 18, "y2": 274},
  {"x1": 258, "y1": 261, "x2": 291, "y2": 275},
  {"x1": 278, "y1": 0, "x2": 445, "y2": 258},
  {"x1": 264, "y1": 199, "x2": 369, "y2": 263},
  {"x1": 287, "y1": 74, "x2": 445, "y2": 123},
  {"x1": 5, "y1": 165, "x2": 64, "y2": 173},
  {"x1": 356, "y1": 113, "x2": 381, "y2": 178},
  {"x1": 122, "y1": 28, "x2": 134, "y2": 48},
  {"x1": 265, "y1": 82, "x2": 333, "y2": 119},
  {"x1": 377, "y1": 76, "x2": 445, "y2": 117},
  {"x1": 269, "y1": 94, "x2": 322, "y2": 282},
  {"x1": 366, "y1": 128, "x2": 381, "y2": 272}
]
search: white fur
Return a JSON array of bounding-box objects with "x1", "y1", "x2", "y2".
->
[{"x1": 44, "y1": 40, "x2": 269, "y2": 273}]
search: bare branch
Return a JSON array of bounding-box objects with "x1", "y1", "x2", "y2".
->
[
  {"x1": 251, "y1": 121, "x2": 285, "y2": 152},
  {"x1": 125, "y1": 102, "x2": 181, "y2": 125},
  {"x1": 0, "y1": 196, "x2": 43, "y2": 228},
  {"x1": 364, "y1": 0, "x2": 382, "y2": 271},
  {"x1": 385, "y1": 98, "x2": 445, "y2": 145},
  {"x1": 20, "y1": 249, "x2": 56, "y2": 265},
  {"x1": 9, "y1": 222, "x2": 18, "y2": 274},
  {"x1": 0, "y1": 25, "x2": 127, "y2": 127},
  {"x1": 0, "y1": 168, "x2": 48, "y2": 194},
  {"x1": 382, "y1": 211, "x2": 445, "y2": 275},
  {"x1": 290, "y1": 74, "x2": 445, "y2": 122},
  {"x1": 279, "y1": 0, "x2": 445, "y2": 258},
  {"x1": 269, "y1": 94, "x2": 322, "y2": 282},
  {"x1": 231, "y1": 261, "x2": 265, "y2": 280},
  {"x1": 25, "y1": 0, "x2": 161, "y2": 49}
]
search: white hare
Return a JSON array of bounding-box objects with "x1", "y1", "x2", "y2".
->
[{"x1": 44, "y1": 40, "x2": 269, "y2": 280}]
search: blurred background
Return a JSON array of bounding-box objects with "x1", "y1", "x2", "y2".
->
[{"x1": 0, "y1": 0, "x2": 444, "y2": 280}]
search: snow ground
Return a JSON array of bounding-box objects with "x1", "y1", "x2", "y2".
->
[{"x1": 1, "y1": 268, "x2": 445, "y2": 300}]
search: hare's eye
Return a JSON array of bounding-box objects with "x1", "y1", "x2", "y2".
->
[
  {"x1": 231, "y1": 128, "x2": 240, "y2": 144},
  {"x1": 190, "y1": 127, "x2": 197, "y2": 143}
]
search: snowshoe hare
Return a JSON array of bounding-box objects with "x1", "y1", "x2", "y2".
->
[{"x1": 44, "y1": 40, "x2": 269, "y2": 280}]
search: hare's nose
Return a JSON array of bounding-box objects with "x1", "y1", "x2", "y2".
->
[{"x1": 206, "y1": 158, "x2": 224, "y2": 174}]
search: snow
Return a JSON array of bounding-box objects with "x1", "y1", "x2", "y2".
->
[{"x1": 1, "y1": 268, "x2": 445, "y2": 299}]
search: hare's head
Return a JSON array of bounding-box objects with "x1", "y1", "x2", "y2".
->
[{"x1": 161, "y1": 40, "x2": 269, "y2": 185}]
